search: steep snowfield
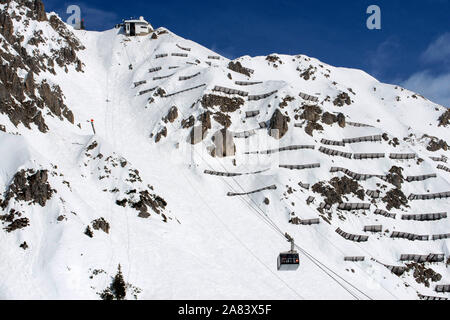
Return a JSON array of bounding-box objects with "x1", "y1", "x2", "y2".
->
[{"x1": 0, "y1": 1, "x2": 449, "y2": 300}]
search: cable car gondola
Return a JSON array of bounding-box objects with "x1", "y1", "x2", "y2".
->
[{"x1": 277, "y1": 233, "x2": 300, "y2": 271}]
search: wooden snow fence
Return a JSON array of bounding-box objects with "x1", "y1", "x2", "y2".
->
[
  {"x1": 389, "y1": 153, "x2": 416, "y2": 160},
  {"x1": 134, "y1": 80, "x2": 147, "y2": 87},
  {"x1": 400, "y1": 254, "x2": 445, "y2": 263},
  {"x1": 373, "y1": 209, "x2": 396, "y2": 219},
  {"x1": 346, "y1": 122, "x2": 373, "y2": 128},
  {"x1": 390, "y1": 231, "x2": 429, "y2": 241},
  {"x1": 366, "y1": 190, "x2": 380, "y2": 199},
  {"x1": 401, "y1": 212, "x2": 447, "y2": 221},
  {"x1": 155, "y1": 53, "x2": 168, "y2": 59},
  {"x1": 363, "y1": 225, "x2": 383, "y2": 233},
  {"x1": 207, "y1": 55, "x2": 221, "y2": 60},
  {"x1": 342, "y1": 135, "x2": 382, "y2": 144},
  {"x1": 227, "y1": 185, "x2": 277, "y2": 197},
  {"x1": 213, "y1": 86, "x2": 249, "y2": 97},
  {"x1": 299, "y1": 92, "x2": 319, "y2": 102},
  {"x1": 169, "y1": 66, "x2": 180, "y2": 70},
  {"x1": 176, "y1": 44, "x2": 191, "y2": 51},
  {"x1": 344, "y1": 256, "x2": 365, "y2": 262},
  {"x1": 245, "y1": 110, "x2": 260, "y2": 118},
  {"x1": 338, "y1": 203, "x2": 371, "y2": 211},
  {"x1": 336, "y1": 228, "x2": 369, "y2": 242},
  {"x1": 171, "y1": 53, "x2": 188, "y2": 57},
  {"x1": 406, "y1": 174, "x2": 437, "y2": 182},
  {"x1": 280, "y1": 163, "x2": 321, "y2": 171},
  {"x1": 179, "y1": 72, "x2": 201, "y2": 81},
  {"x1": 408, "y1": 191, "x2": 450, "y2": 201},
  {"x1": 149, "y1": 66, "x2": 162, "y2": 73},
  {"x1": 318, "y1": 147, "x2": 352, "y2": 159},
  {"x1": 248, "y1": 90, "x2": 277, "y2": 101},
  {"x1": 437, "y1": 165, "x2": 450, "y2": 173},
  {"x1": 235, "y1": 81, "x2": 263, "y2": 86},
  {"x1": 320, "y1": 139, "x2": 345, "y2": 147},
  {"x1": 292, "y1": 217, "x2": 320, "y2": 225},
  {"x1": 353, "y1": 153, "x2": 385, "y2": 160}
]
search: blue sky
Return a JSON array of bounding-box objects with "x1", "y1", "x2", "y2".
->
[{"x1": 43, "y1": 0, "x2": 450, "y2": 107}]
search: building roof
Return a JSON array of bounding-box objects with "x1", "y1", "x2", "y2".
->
[{"x1": 124, "y1": 16, "x2": 149, "y2": 24}]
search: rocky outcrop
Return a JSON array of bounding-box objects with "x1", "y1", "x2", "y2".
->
[
  {"x1": 189, "y1": 112, "x2": 211, "y2": 144},
  {"x1": 228, "y1": 61, "x2": 251, "y2": 77},
  {"x1": 92, "y1": 218, "x2": 110, "y2": 234},
  {"x1": 333, "y1": 92, "x2": 352, "y2": 107},
  {"x1": 438, "y1": 109, "x2": 450, "y2": 127},
  {"x1": 321, "y1": 112, "x2": 346, "y2": 128},
  {"x1": 269, "y1": 109, "x2": 290, "y2": 139},
  {"x1": 2, "y1": 169, "x2": 54, "y2": 208},
  {"x1": 312, "y1": 176, "x2": 365, "y2": 206},
  {"x1": 165, "y1": 106, "x2": 178, "y2": 123},
  {"x1": 382, "y1": 188, "x2": 408, "y2": 211},
  {"x1": 201, "y1": 94, "x2": 244, "y2": 113}
]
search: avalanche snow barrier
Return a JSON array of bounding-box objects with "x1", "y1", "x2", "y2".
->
[
  {"x1": 134, "y1": 80, "x2": 147, "y2": 87},
  {"x1": 149, "y1": 66, "x2": 162, "y2": 73},
  {"x1": 344, "y1": 256, "x2": 365, "y2": 262},
  {"x1": 353, "y1": 153, "x2": 385, "y2": 160},
  {"x1": 321, "y1": 139, "x2": 345, "y2": 147},
  {"x1": 176, "y1": 44, "x2": 191, "y2": 51},
  {"x1": 330, "y1": 167, "x2": 386, "y2": 181},
  {"x1": 279, "y1": 163, "x2": 321, "y2": 170},
  {"x1": 297, "y1": 218, "x2": 320, "y2": 225},
  {"x1": 373, "y1": 209, "x2": 396, "y2": 219},
  {"x1": 346, "y1": 121, "x2": 373, "y2": 128},
  {"x1": 213, "y1": 86, "x2": 249, "y2": 97},
  {"x1": 437, "y1": 165, "x2": 450, "y2": 173},
  {"x1": 318, "y1": 147, "x2": 352, "y2": 159},
  {"x1": 138, "y1": 87, "x2": 157, "y2": 95},
  {"x1": 306, "y1": 196, "x2": 315, "y2": 205},
  {"x1": 248, "y1": 91, "x2": 278, "y2": 101},
  {"x1": 366, "y1": 190, "x2": 380, "y2": 198},
  {"x1": 390, "y1": 232, "x2": 429, "y2": 241},
  {"x1": 389, "y1": 153, "x2": 416, "y2": 160},
  {"x1": 203, "y1": 169, "x2": 268, "y2": 177},
  {"x1": 400, "y1": 254, "x2": 445, "y2": 263},
  {"x1": 418, "y1": 294, "x2": 448, "y2": 301},
  {"x1": 163, "y1": 84, "x2": 207, "y2": 98},
  {"x1": 246, "y1": 145, "x2": 315, "y2": 155},
  {"x1": 335, "y1": 228, "x2": 369, "y2": 242},
  {"x1": 227, "y1": 185, "x2": 277, "y2": 197},
  {"x1": 233, "y1": 129, "x2": 256, "y2": 139},
  {"x1": 435, "y1": 285, "x2": 450, "y2": 293},
  {"x1": 235, "y1": 81, "x2": 263, "y2": 86},
  {"x1": 401, "y1": 212, "x2": 447, "y2": 221},
  {"x1": 299, "y1": 92, "x2": 319, "y2": 102},
  {"x1": 155, "y1": 53, "x2": 168, "y2": 59},
  {"x1": 432, "y1": 233, "x2": 450, "y2": 240},
  {"x1": 171, "y1": 53, "x2": 188, "y2": 57},
  {"x1": 298, "y1": 182, "x2": 310, "y2": 190},
  {"x1": 363, "y1": 225, "x2": 383, "y2": 233},
  {"x1": 431, "y1": 156, "x2": 446, "y2": 162},
  {"x1": 342, "y1": 135, "x2": 382, "y2": 144},
  {"x1": 245, "y1": 110, "x2": 260, "y2": 118},
  {"x1": 406, "y1": 174, "x2": 437, "y2": 182},
  {"x1": 338, "y1": 203, "x2": 371, "y2": 210},
  {"x1": 319, "y1": 202, "x2": 332, "y2": 210},
  {"x1": 179, "y1": 72, "x2": 201, "y2": 81},
  {"x1": 153, "y1": 73, "x2": 175, "y2": 81},
  {"x1": 207, "y1": 55, "x2": 221, "y2": 60},
  {"x1": 408, "y1": 191, "x2": 450, "y2": 201}
]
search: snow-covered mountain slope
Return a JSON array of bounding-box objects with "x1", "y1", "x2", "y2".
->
[{"x1": 0, "y1": 0, "x2": 449, "y2": 300}]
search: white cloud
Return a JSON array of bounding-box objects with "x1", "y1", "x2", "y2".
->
[
  {"x1": 401, "y1": 70, "x2": 450, "y2": 107},
  {"x1": 421, "y1": 32, "x2": 450, "y2": 65}
]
